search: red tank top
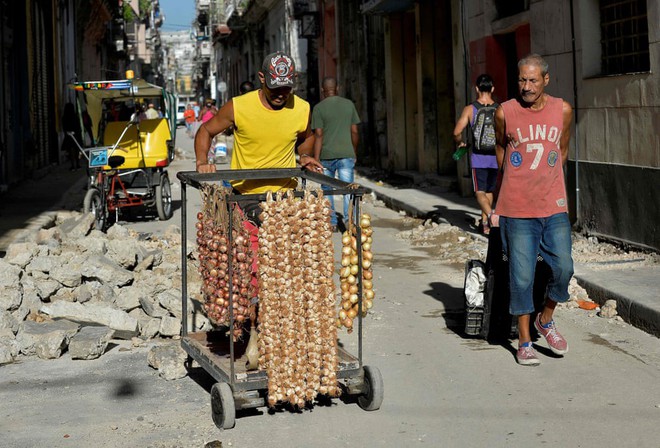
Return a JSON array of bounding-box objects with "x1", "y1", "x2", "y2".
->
[{"x1": 496, "y1": 95, "x2": 568, "y2": 218}]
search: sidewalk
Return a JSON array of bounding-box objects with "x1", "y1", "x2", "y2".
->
[
  {"x1": 1, "y1": 162, "x2": 658, "y2": 339},
  {"x1": 0, "y1": 164, "x2": 88, "y2": 253},
  {"x1": 354, "y1": 167, "x2": 660, "y2": 339}
]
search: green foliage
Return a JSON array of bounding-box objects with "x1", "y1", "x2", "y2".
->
[
  {"x1": 123, "y1": 3, "x2": 135, "y2": 22},
  {"x1": 123, "y1": 0, "x2": 152, "y2": 22},
  {"x1": 139, "y1": 0, "x2": 151, "y2": 19}
]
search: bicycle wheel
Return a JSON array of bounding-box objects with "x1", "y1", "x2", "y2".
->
[
  {"x1": 83, "y1": 187, "x2": 107, "y2": 231},
  {"x1": 155, "y1": 173, "x2": 173, "y2": 221}
]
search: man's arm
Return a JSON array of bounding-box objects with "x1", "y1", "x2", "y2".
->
[
  {"x1": 313, "y1": 128, "x2": 324, "y2": 160},
  {"x1": 350, "y1": 124, "x2": 359, "y2": 157},
  {"x1": 494, "y1": 105, "x2": 506, "y2": 170},
  {"x1": 194, "y1": 101, "x2": 234, "y2": 173},
  {"x1": 452, "y1": 105, "x2": 473, "y2": 146},
  {"x1": 560, "y1": 100, "x2": 573, "y2": 165},
  {"x1": 297, "y1": 117, "x2": 323, "y2": 172},
  {"x1": 489, "y1": 105, "x2": 507, "y2": 228}
]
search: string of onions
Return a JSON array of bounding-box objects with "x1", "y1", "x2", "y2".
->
[
  {"x1": 257, "y1": 189, "x2": 340, "y2": 408},
  {"x1": 196, "y1": 184, "x2": 257, "y2": 340},
  {"x1": 337, "y1": 212, "x2": 375, "y2": 332}
]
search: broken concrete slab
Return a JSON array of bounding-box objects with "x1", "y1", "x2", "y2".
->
[
  {"x1": 147, "y1": 343, "x2": 188, "y2": 380},
  {"x1": 16, "y1": 319, "x2": 80, "y2": 358},
  {"x1": 40, "y1": 301, "x2": 137, "y2": 339},
  {"x1": 68, "y1": 326, "x2": 115, "y2": 360}
]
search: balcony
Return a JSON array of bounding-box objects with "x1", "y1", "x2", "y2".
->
[{"x1": 225, "y1": 0, "x2": 249, "y2": 21}]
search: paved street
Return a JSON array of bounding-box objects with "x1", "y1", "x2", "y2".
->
[{"x1": 2, "y1": 128, "x2": 660, "y2": 447}]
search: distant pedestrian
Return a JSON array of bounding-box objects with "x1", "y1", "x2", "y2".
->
[
  {"x1": 61, "y1": 102, "x2": 81, "y2": 170},
  {"x1": 184, "y1": 104, "x2": 196, "y2": 137},
  {"x1": 311, "y1": 76, "x2": 360, "y2": 232},
  {"x1": 198, "y1": 98, "x2": 216, "y2": 123},
  {"x1": 452, "y1": 74, "x2": 499, "y2": 235},
  {"x1": 239, "y1": 80, "x2": 255, "y2": 95},
  {"x1": 145, "y1": 103, "x2": 159, "y2": 119},
  {"x1": 492, "y1": 53, "x2": 574, "y2": 366},
  {"x1": 81, "y1": 109, "x2": 94, "y2": 146}
]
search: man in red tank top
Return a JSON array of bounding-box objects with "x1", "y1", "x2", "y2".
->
[{"x1": 492, "y1": 54, "x2": 574, "y2": 366}]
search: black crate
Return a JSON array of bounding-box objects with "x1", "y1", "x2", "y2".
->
[{"x1": 464, "y1": 305, "x2": 484, "y2": 336}]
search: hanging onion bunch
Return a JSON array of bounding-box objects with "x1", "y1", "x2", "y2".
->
[
  {"x1": 257, "y1": 189, "x2": 340, "y2": 408},
  {"x1": 337, "y1": 213, "x2": 375, "y2": 332},
  {"x1": 196, "y1": 184, "x2": 256, "y2": 340}
]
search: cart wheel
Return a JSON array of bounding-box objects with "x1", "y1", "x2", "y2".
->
[
  {"x1": 83, "y1": 188, "x2": 107, "y2": 231},
  {"x1": 155, "y1": 173, "x2": 173, "y2": 221},
  {"x1": 211, "y1": 382, "x2": 236, "y2": 430},
  {"x1": 357, "y1": 365, "x2": 384, "y2": 411}
]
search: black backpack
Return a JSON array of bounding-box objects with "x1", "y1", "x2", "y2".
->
[{"x1": 471, "y1": 102, "x2": 498, "y2": 154}]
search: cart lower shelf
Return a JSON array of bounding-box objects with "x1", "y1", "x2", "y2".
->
[{"x1": 181, "y1": 330, "x2": 383, "y2": 429}]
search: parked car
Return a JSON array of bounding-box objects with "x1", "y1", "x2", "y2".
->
[{"x1": 176, "y1": 104, "x2": 186, "y2": 127}]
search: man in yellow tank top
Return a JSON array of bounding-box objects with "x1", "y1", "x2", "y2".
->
[{"x1": 194, "y1": 52, "x2": 323, "y2": 195}]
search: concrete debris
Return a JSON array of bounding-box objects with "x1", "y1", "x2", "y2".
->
[
  {"x1": 114, "y1": 286, "x2": 143, "y2": 311},
  {"x1": 0, "y1": 328, "x2": 18, "y2": 364},
  {"x1": 158, "y1": 315, "x2": 181, "y2": 337},
  {"x1": 69, "y1": 326, "x2": 115, "y2": 360},
  {"x1": 106, "y1": 239, "x2": 138, "y2": 269},
  {"x1": 80, "y1": 255, "x2": 134, "y2": 287},
  {"x1": 0, "y1": 259, "x2": 22, "y2": 289},
  {"x1": 0, "y1": 310, "x2": 19, "y2": 334},
  {"x1": 158, "y1": 291, "x2": 185, "y2": 319},
  {"x1": 599, "y1": 299, "x2": 618, "y2": 318},
  {"x1": 40, "y1": 301, "x2": 138, "y2": 339},
  {"x1": 4, "y1": 242, "x2": 40, "y2": 268},
  {"x1": 147, "y1": 343, "x2": 188, "y2": 380},
  {"x1": 134, "y1": 254, "x2": 155, "y2": 273},
  {"x1": 0, "y1": 286, "x2": 23, "y2": 311},
  {"x1": 106, "y1": 223, "x2": 131, "y2": 240},
  {"x1": 16, "y1": 319, "x2": 80, "y2": 358},
  {"x1": 139, "y1": 294, "x2": 169, "y2": 318},
  {"x1": 58, "y1": 212, "x2": 95, "y2": 239},
  {"x1": 0, "y1": 213, "x2": 205, "y2": 365}
]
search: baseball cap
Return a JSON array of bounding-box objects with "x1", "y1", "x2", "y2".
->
[{"x1": 261, "y1": 52, "x2": 296, "y2": 89}]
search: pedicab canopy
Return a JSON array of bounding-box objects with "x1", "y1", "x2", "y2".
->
[{"x1": 70, "y1": 78, "x2": 177, "y2": 148}]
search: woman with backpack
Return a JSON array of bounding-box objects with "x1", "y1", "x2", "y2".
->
[{"x1": 452, "y1": 74, "x2": 499, "y2": 235}]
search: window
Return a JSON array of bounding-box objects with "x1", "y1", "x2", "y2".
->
[
  {"x1": 600, "y1": 0, "x2": 649, "y2": 75},
  {"x1": 494, "y1": 0, "x2": 529, "y2": 19}
]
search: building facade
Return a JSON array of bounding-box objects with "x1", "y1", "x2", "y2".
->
[
  {"x1": 454, "y1": 0, "x2": 659, "y2": 250},
  {"x1": 0, "y1": 0, "x2": 164, "y2": 190}
]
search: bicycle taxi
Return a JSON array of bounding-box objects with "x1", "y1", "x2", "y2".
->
[{"x1": 69, "y1": 75, "x2": 176, "y2": 230}]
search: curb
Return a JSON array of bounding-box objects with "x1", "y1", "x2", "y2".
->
[{"x1": 574, "y1": 274, "x2": 660, "y2": 339}]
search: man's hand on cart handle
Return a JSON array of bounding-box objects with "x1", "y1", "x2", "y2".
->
[
  {"x1": 196, "y1": 162, "x2": 217, "y2": 173},
  {"x1": 299, "y1": 154, "x2": 324, "y2": 173}
]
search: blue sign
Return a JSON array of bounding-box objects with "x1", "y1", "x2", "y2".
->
[{"x1": 89, "y1": 148, "x2": 108, "y2": 168}]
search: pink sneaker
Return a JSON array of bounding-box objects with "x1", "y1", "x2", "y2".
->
[
  {"x1": 516, "y1": 343, "x2": 540, "y2": 366},
  {"x1": 534, "y1": 314, "x2": 569, "y2": 355}
]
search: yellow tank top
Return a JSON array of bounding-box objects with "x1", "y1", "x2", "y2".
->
[{"x1": 231, "y1": 90, "x2": 310, "y2": 194}]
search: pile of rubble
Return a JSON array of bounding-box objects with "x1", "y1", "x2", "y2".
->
[
  {"x1": 395, "y1": 220, "x2": 486, "y2": 265},
  {"x1": 0, "y1": 211, "x2": 207, "y2": 369},
  {"x1": 395, "y1": 219, "x2": 660, "y2": 320}
]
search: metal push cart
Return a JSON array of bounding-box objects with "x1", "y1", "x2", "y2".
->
[{"x1": 177, "y1": 168, "x2": 384, "y2": 429}]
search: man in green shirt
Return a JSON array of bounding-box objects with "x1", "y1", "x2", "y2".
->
[{"x1": 311, "y1": 76, "x2": 361, "y2": 231}]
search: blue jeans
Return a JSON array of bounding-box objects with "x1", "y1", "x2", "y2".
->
[
  {"x1": 321, "y1": 158, "x2": 355, "y2": 226},
  {"x1": 500, "y1": 213, "x2": 574, "y2": 315}
]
